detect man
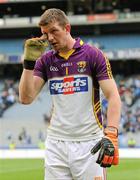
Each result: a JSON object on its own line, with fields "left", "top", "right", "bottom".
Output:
{"left": 19, "top": 8, "right": 121, "bottom": 180}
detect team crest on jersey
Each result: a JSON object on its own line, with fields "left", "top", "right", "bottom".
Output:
{"left": 77, "top": 61, "right": 87, "bottom": 73}
{"left": 49, "top": 76, "right": 88, "bottom": 95}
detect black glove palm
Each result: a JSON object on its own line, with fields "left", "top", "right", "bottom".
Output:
{"left": 91, "top": 137, "right": 115, "bottom": 167}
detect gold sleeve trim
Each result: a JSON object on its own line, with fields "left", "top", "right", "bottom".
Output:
{"left": 92, "top": 89, "right": 102, "bottom": 129}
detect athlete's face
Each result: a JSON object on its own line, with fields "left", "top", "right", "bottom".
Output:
{"left": 41, "top": 21, "right": 70, "bottom": 52}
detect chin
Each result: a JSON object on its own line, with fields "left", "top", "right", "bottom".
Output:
{"left": 54, "top": 47, "right": 61, "bottom": 51}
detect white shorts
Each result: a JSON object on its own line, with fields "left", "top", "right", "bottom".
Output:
{"left": 44, "top": 138, "right": 106, "bottom": 180}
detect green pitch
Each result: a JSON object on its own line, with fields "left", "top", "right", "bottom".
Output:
{"left": 107, "top": 159, "right": 140, "bottom": 180}
{"left": 0, "top": 159, "right": 44, "bottom": 180}
{"left": 0, "top": 159, "right": 140, "bottom": 180}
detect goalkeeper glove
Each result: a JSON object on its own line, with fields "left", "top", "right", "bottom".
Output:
{"left": 91, "top": 126, "right": 119, "bottom": 167}
{"left": 23, "top": 37, "right": 48, "bottom": 70}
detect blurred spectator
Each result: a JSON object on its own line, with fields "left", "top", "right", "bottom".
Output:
{"left": 0, "top": 79, "right": 18, "bottom": 117}
{"left": 38, "top": 129, "right": 45, "bottom": 142}
{"left": 6, "top": 131, "right": 13, "bottom": 141}
{"left": 68, "top": 0, "right": 93, "bottom": 15}
{"left": 18, "top": 127, "right": 27, "bottom": 143}
{"left": 9, "top": 141, "right": 16, "bottom": 150}
{"left": 128, "top": 137, "right": 136, "bottom": 148}
{"left": 38, "top": 140, "right": 45, "bottom": 149}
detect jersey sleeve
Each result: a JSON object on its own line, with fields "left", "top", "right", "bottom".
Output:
{"left": 91, "top": 47, "right": 113, "bottom": 81}
{"left": 33, "top": 54, "right": 48, "bottom": 82}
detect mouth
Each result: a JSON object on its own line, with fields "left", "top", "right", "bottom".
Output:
{"left": 51, "top": 42, "right": 59, "bottom": 49}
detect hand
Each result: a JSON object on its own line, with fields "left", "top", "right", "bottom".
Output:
{"left": 24, "top": 37, "right": 48, "bottom": 61}
{"left": 91, "top": 126, "right": 119, "bottom": 168}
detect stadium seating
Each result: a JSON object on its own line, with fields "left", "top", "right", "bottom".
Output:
{"left": 0, "top": 84, "right": 52, "bottom": 148}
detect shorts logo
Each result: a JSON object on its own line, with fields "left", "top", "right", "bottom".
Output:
{"left": 50, "top": 77, "right": 88, "bottom": 95}
{"left": 77, "top": 61, "right": 86, "bottom": 73}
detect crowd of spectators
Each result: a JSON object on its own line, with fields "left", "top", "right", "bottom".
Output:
{"left": 118, "top": 75, "right": 140, "bottom": 134}
{"left": 102, "top": 74, "right": 140, "bottom": 135}
{"left": 0, "top": 79, "right": 18, "bottom": 117}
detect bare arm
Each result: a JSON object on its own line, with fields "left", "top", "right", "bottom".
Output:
{"left": 19, "top": 37, "right": 48, "bottom": 104}
{"left": 19, "top": 69, "right": 45, "bottom": 104}
{"left": 99, "top": 79, "right": 121, "bottom": 129}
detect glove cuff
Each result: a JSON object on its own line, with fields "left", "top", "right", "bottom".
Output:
{"left": 104, "top": 126, "right": 118, "bottom": 137}
{"left": 23, "top": 60, "right": 36, "bottom": 70}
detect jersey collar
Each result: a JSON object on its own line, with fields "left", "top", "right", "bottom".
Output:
{"left": 73, "top": 38, "right": 84, "bottom": 49}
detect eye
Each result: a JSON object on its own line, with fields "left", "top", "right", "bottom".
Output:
{"left": 51, "top": 29, "right": 57, "bottom": 33}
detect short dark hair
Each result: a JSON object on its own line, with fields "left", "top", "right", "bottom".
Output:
{"left": 39, "top": 8, "right": 69, "bottom": 27}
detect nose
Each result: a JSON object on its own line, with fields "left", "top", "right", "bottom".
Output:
{"left": 47, "top": 33, "right": 54, "bottom": 42}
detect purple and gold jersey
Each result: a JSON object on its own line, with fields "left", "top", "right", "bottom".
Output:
{"left": 34, "top": 38, "right": 112, "bottom": 141}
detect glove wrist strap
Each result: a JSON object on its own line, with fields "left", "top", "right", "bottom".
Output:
{"left": 104, "top": 126, "right": 118, "bottom": 137}
{"left": 23, "top": 60, "right": 36, "bottom": 70}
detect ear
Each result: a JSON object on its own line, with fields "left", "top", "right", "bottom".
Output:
{"left": 65, "top": 24, "right": 71, "bottom": 33}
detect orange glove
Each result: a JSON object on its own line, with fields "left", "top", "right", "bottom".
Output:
{"left": 91, "top": 126, "right": 119, "bottom": 167}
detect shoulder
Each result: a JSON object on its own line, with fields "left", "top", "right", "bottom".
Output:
{"left": 83, "top": 43, "right": 102, "bottom": 58}
{"left": 37, "top": 49, "right": 55, "bottom": 63}
{"left": 43, "top": 49, "right": 55, "bottom": 58}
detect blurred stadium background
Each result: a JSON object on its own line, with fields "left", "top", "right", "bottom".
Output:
{"left": 0, "top": 0, "right": 140, "bottom": 179}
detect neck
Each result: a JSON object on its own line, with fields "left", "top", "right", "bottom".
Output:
{"left": 59, "top": 36, "right": 76, "bottom": 54}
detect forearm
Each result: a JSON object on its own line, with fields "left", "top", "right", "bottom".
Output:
{"left": 106, "top": 93, "right": 121, "bottom": 129}
{"left": 19, "top": 37, "right": 47, "bottom": 104}
{"left": 19, "top": 69, "right": 35, "bottom": 104}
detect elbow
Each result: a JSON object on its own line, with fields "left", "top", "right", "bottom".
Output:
{"left": 19, "top": 96, "right": 33, "bottom": 105}
{"left": 19, "top": 100, "right": 32, "bottom": 105}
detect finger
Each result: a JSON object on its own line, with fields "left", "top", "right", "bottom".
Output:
{"left": 112, "top": 148, "right": 119, "bottom": 165}
{"left": 26, "top": 38, "right": 47, "bottom": 46}
{"left": 38, "top": 39, "right": 46, "bottom": 43}
{"left": 100, "top": 149, "right": 114, "bottom": 167}
{"left": 112, "top": 155, "right": 119, "bottom": 165}
{"left": 102, "top": 155, "right": 109, "bottom": 165}
{"left": 107, "top": 156, "right": 113, "bottom": 165}
{"left": 25, "top": 39, "right": 40, "bottom": 46}
{"left": 100, "top": 162, "right": 111, "bottom": 168}
{"left": 37, "top": 39, "right": 48, "bottom": 47}
{"left": 91, "top": 140, "right": 101, "bottom": 155}
{"left": 96, "top": 147, "right": 105, "bottom": 164}
{"left": 40, "top": 35, "right": 47, "bottom": 41}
